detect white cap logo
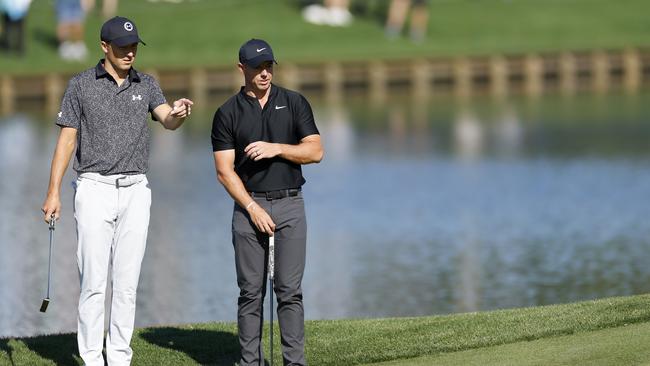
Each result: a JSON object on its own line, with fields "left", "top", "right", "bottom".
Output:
{"left": 124, "top": 22, "right": 133, "bottom": 32}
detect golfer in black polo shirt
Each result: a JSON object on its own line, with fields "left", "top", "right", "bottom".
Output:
{"left": 211, "top": 39, "right": 323, "bottom": 366}
{"left": 41, "top": 16, "right": 193, "bottom": 366}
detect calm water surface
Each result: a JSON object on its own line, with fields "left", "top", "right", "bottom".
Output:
{"left": 1, "top": 89, "right": 650, "bottom": 337}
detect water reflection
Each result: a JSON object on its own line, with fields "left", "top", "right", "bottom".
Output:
{"left": 2, "top": 89, "right": 650, "bottom": 337}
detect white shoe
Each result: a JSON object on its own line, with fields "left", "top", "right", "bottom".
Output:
{"left": 58, "top": 41, "right": 75, "bottom": 61}
{"left": 327, "top": 7, "right": 353, "bottom": 27}
{"left": 302, "top": 4, "right": 329, "bottom": 25}
{"left": 71, "top": 42, "right": 88, "bottom": 61}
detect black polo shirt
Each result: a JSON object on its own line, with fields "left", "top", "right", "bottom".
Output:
{"left": 56, "top": 60, "right": 167, "bottom": 175}
{"left": 211, "top": 84, "right": 319, "bottom": 192}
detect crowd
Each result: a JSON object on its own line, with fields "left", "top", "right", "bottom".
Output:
{"left": 0, "top": 0, "right": 120, "bottom": 60}
{"left": 0, "top": 0, "right": 430, "bottom": 60}
{"left": 301, "top": 0, "right": 430, "bottom": 42}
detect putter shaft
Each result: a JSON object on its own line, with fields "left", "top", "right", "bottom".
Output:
{"left": 41, "top": 215, "right": 55, "bottom": 313}
{"left": 268, "top": 235, "right": 275, "bottom": 365}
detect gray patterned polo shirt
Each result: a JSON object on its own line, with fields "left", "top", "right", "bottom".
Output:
{"left": 56, "top": 60, "right": 167, "bottom": 175}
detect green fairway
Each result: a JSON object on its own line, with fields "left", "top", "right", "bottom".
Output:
{"left": 368, "top": 321, "right": 650, "bottom": 366}
{"left": 2, "top": 0, "right": 650, "bottom": 75}
{"left": 3, "top": 294, "right": 650, "bottom": 365}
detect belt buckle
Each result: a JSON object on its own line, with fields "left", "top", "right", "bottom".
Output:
{"left": 115, "top": 176, "right": 126, "bottom": 188}
{"left": 264, "top": 191, "right": 274, "bottom": 201}
{"left": 265, "top": 190, "right": 285, "bottom": 201}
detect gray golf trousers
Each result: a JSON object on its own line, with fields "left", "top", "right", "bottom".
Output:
{"left": 232, "top": 191, "right": 307, "bottom": 366}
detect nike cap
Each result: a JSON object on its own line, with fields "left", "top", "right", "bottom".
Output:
{"left": 100, "top": 16, "right": 146, "bottom": 47}
{"left": 239, "top": 39, "right": 277, "bottom": 68}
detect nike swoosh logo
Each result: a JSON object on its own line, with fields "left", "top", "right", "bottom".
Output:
{"left": 275, "top": 105, "right": 287, "bottom": 110}
{"left": 256, "top": 48, "right": 266, "bottom": 53}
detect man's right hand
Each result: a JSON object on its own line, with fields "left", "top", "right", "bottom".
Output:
{"left": 42, "top": 194, "right": 61, "bottom": 224}
{"left": 247, "top": 202, "right": 276, "bottom": 235}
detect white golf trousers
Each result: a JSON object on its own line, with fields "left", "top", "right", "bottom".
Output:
{"left": 74, "top": 172, "right": 150, "bottom": 366}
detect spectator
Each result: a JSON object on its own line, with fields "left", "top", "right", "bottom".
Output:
{"left": 385, "top": 0, "right": 429, "bottom": 42}
{"left": 0, "top": 0, "right": 31, "bottom": 56}
{"left": 302, "top": 0, "right": 353, "bottom": 27}
{"left": 56, "top": 0, "right": 88, "bottom": 61}
{"left": 81, "top": 0, "right": 118, "bottom": 19}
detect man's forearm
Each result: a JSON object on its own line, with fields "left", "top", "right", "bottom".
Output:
{"left": 42, "top": 128, "right": 76, "bottom": 221}
{"left": 217, "top": 169, "right": 256, "bottom": 210}
{"left": 277, "top": 140, "right": 323, "bottom": 165}
{"left": 161, "top": 114, "right": 186, "bottom": 130}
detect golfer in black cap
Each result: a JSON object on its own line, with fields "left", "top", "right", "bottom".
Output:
{"left": 212, "top": 39, "right": 323, "bottom": 365}
{"left": 42, "top": 16, "right": 193, "bottom": 366}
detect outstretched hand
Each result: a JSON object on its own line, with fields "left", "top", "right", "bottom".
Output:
{"left": 170, "top": 98, "right": 193, "bottom": 118}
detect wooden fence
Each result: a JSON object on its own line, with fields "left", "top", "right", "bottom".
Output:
{"left": 1, "top": 48, "right": 649, "bottom": 115}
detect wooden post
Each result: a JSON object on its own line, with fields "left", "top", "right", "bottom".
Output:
{"left": 592, "top": 50, "right": 609, "bottom": 93}
{"left": 145, "top": 68, "right": 159, "bottom": 80}
{"left": 623, "top": 48, "right": 641, "bottom": 93}
{"left": 45, "top": 73, "right": 65, "bottom": 116}
{"left": 231, "top": 67, "right": 242, "bottom": 93}
{"left": 453, "top": 57, "right": 471, "bottom": 98}
{"left": 524, "top": 54, "right": 543, "bottom": 97}
{"left": 0, "top": 76, "right": 15, "bottom": 115}
{"left": 368, "top": 61, "right": 387, "bottom": 104}
{"left": 279, "top": 63, "right": 300, "bottom": 92}
{"left": 489, "top": 55, "right": 508, "bottom": 97}
{"left": 559, "top": 52, "right": 576, "bottom": 95}
{"left": 411, "top": 58, "right": 431, "bottom": 98}
{"left": 324, "top": 62, "right": 343, "bottom": 102}
{"left": 189, "top": 67, "right": 207, "bottom": 107}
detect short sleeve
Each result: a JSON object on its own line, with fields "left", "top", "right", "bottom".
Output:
{"left": 211, "top": 108, "right": 235, "bottom": 151}
{"left": 294, "top": 94, "right": 319, "bottom": 139}
{"left": 148, "top": 78, "right": 167, "bottom": 114}
{"left": 56, "top": 78, "right": 82, "bottom": 129}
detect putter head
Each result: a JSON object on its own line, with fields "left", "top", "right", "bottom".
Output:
{"left": 40, "top": 298, "right": 50, "bottom": 313}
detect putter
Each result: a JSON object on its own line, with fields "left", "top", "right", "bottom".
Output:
{"left": 40, "top": 214, "right": 56, "bottom": 313}
{"left": 268, "top": 234, "right": 275, "bottom": 366}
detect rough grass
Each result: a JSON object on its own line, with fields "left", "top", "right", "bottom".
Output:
{"left": 2, "top": 294, "right": 650, "bottom": 365}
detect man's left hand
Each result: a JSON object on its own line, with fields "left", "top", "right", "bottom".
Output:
{"left": 170, "top": 98, "right": 193, "bottom": 118}
{"left": 245, "top": 141, "right": 282, "bottom": 161}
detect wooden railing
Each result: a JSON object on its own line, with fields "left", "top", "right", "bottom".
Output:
{"left": 1, "top": 48, "right": 649, "bottom": 115}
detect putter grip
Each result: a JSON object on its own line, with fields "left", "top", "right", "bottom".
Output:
{"left": 268, "top": 236, "right": 275, "bottom": 279}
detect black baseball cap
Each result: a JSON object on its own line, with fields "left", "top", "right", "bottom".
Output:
{"left": 100, "top": 16, "right": 146, "bottom": 47}
{"left": 239, "top": 39, "right": 277, "bottom": 68}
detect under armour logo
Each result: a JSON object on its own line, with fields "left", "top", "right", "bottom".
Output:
{"left": 132, "top": 95, "right": 142, "bottom": 101}
{"left": 124, "top": 22, "right": 133, "bottom": 31}
{"left": 57, "top": 111, "right": 62, "bottom": 118}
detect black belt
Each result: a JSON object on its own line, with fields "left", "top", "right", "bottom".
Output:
{"left": 250, "top": 188, "right": 301, "bottom": 200}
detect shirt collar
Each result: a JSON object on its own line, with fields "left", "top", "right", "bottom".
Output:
{"left": 238, "top": 83, "right": 277, "bottom": 102}
{"left": 95, "top": 59, "right": 141, "bottom": 82}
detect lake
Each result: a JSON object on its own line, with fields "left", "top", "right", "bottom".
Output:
{"left": 1, "top": 88, "right": 650, "bottom": 337}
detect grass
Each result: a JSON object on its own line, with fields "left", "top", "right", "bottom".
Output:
{"left": 3, "top": 0, "right": 650, "bottom": 75}
{"left": 2, "top": 294, "right": 650, "bottom": 365}
{"left": 368, "top": 321, "right": 650, "bottom": 366}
